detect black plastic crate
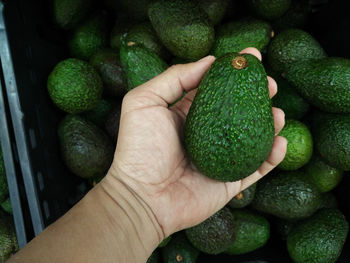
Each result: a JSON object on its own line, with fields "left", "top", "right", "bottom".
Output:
{"left": 1, "top": 0, "right": 350, "bottom": 261}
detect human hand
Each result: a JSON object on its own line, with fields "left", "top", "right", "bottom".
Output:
{"left": 104, "top": 48, "right": 287, "bottom": 243}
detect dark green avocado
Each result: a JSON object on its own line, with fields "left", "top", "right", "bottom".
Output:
{"left": 228, "top": 183, "right": 257, "bottom": 209}
{"left": 185, "top": 53, "right": 274, "bottom": 182}
{"left": 247, "top": 0, "right": 291, "bottom": 20}
{"left": 162, "top": 233, "right": 199, "bottom": 263}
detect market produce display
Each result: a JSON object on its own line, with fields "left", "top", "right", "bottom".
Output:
{"left": 44, "top": 0, "right": 350, "bottom": 262}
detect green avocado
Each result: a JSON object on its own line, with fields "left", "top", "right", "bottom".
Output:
{"left": 271, "top": 77, "right": 309, "bottom": 119}
{"left": 83, "top": 99, "right": 113, "bottom": 127}
{"left": 90, "top": 49, "right": 126, "bottom": 97}
{"left": 110, "top": 17, "right": 135, "bottom": 51}
{"left": 159, "top": 236, "right": 172, "bottom": 248}
{"left": 0, "top": 147, "right": 8, "bottom": 204}
{"left": 278, "top": 120, "right": 313, "bottom": 171}
{"left": 0, "top": 212, "right": 18, "bottom": 261}
{"left": 162, "top": 232, "right": 199, "bottom": 263}
{"left": 247, "top": 0, "right": 291, "bottom": 20}
{"left": 287, "top": 209, "right": 349, "bottom": 263}
{"left": 147, "top": 249, "right": 160, "bottom": 263}
{"left": 48, "top": 58, "right": 103, "bottom": 114}
{"left": 312, "top": 113, "right": 350, "bottom": 170}
{"left": 228, "top": 183, "right": 256, "bottom": 209}
{"left": 69, "top": 12, "right": 109, "bottom": 60}
{"left": 185, "top": 53, "right": 274, "bottom": 182}
{"left": 285, "top": 57, "right": 350, "bottom": 113}
{"left": 199, "top": 0, "right": 230, "bottom": 25}
{"left": 53, "top": 0, "right": 93, "bottom": 30}
{"left": 58, "top": 115, "right": 114, "bottom": 178}
{"left": 225, "top": 209, "right": 270, "bottom": 255}
{"left": 268, "top": 29, "right": 326, "bottom": 73}
{"left": 185, "top": 207, "right": 235, "bottom": 254}
{"left": 252, "top": 171, "right": 321, "bottom": 220}
{"left": 148, "top": 0, "right": 215, "bottom": 60}
{"left": 212, "top": 19, "right": 273, "bottom": 58}
{"left": 303, "top": 155, "right": 343, "bottom": 193}
{"left": 120, "top": 43, "right": 168, "bottom": 91}
{"left": 125, "top": 22, "right": 169, "bottom": 60}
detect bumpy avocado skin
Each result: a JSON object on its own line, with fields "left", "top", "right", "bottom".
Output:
{"left": 287, "top": 209, "right": 349, "bottom": 263}
{"left": 285, "top": 57, "right": 350, "bottom": 113}
{"left": 185, "top": 53, "right": 274, "bottom": 182}
{"left": 252, "top": 171, "right": 321, "bottom": 220}
{"left": 212, "top": 19, "right": 272, "bottom": 58}
{"left": 148, "top": 0, "right": 215, "bottom": 60}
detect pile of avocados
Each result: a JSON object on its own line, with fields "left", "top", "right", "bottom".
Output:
{"left": 47, "top": 0, "right": 349, "bottom": 262}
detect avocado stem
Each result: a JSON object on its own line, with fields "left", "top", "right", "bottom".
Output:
{"left": 235, "top": 192, "right": 244, "bottom": 200}
{"left": 127, "top": 41, "right": 136, "bottom": 47}
{"left": 232, "top": 56, "right": 248, "bottom": 69}
{"left": 271, "top": 30, "right": 275, "bottom": 38}
{"left": 176, "top": 254, "right": 183, "bottom": 262}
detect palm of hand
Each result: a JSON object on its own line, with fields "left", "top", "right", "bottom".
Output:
{"left": 110, "top": 50, "right": 287, "bottom": 238}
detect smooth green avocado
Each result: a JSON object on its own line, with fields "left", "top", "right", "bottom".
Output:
{"left": 58, "top": 115, "right": 114, "bottom": 178}
{"left": 185, "top": 207, "right": 235, "bottom": 254}
{"left": 225, "top": 209, "right": 270, "bottom": 255}
{"left": 48, "top": 58, "right": 103, "bottom": 114}
{"left": 185, "top": 53, "right": 274, "bottom": 182}
{"left": 287, "top": 208, "right": 348, "bottom": 263}
{"left": 212, "top": 19, "right": 273, "bottom": 58}
{"left": 252, "top": 171, "right": 321, "bottom": 220}
{"left": 148, "top": 0, "right": 215, "bottom": 60}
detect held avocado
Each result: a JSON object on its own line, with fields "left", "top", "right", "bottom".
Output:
{"left": 252, "top": 171, "right": 321, "bottom": 220}
{"left": 185, "top": 207, "right": 235, "bottom": 254}
{"left": 120, "top": 43, "right": 168, "bottom": 91}
{"left": 184, "top": 53, "right": 274, "bottom": 182}
{"left": 285, "top": 57, "right": 350, "bottom": 113}
{"left": 212, "top": 19, "right": 273, "bottom": 58}
{"left": 48, "top": 58, "right": 103, "bottom": 114}
{"left": 148, "top": 0, "right": 215, "bottom": 60}
{"left": 58, "top": 115, "right": 114, "bottom": 178}
{"left": 287, "top": 209, "right": 349, "bottom": 263}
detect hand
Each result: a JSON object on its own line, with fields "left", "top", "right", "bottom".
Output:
{"left": 105, "top": 48, "right": 287, "bottom": 241}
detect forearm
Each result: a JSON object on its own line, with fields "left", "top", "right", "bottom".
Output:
{"left": 8, "top": 174, "right": 162, "bottom": 263}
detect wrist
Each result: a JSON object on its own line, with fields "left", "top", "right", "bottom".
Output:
{"left": 97, "top": 172, "right": 163, "bottom": 260}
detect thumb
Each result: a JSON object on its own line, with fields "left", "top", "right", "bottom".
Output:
{"left": 123, "top": 56, "right": 215, "bottom": 112}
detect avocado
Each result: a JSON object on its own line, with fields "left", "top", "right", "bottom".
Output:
{"left": 278, "top": 120, "right": 313, "bottom": 171}
{"left": 268, "top": 29, "right": 326, "bottom": 73}
{"left": 104, "top": 101, "right": 122, "bottom": 142}
{"left": 83, "top": 99, "right": 113, "bottom": 127}
{"left": 247, "top": 0, "right": 291, "bottom": 20}
{"left": 69, "top": 12, "right": 109, "bottom": 60}
{"left": 276, "top": 219, "right": 295, "bottom": 240}
{"left": 125, "top": 22, "right": 169, "bottom": 60}
{"left": 225, "top": 209, "right": 270, "bottom": 255}
{"left": 284, "top": 57, "right": 350, "bottom": 113}
{"left": 271, "top": 77, "right": 309, "bottom": 119}
{"left": 185, "top": 207, "right": 235, "bottom": 254}
{"left": 148, "top": 0, "right": 215, "bottom": 60}
{"left": 0, "top": 147, "right": 8, "bottom": 204}
{"left": 162, "top": 232, "right": 199, "bottom": 263}
{"left": 287, "top": 209, "right": 348, "bottom": 263}
{"left": 319, "top": 192, "right": 338, "bottom": 210}
{"left": 53, "top": 0, "right": 93, "bottom": 30}
{"left": 58, "top": 115, "right": 114, "bottom": 178}
{"left": 303, "top": 155, "right": 343, "bottom": 193}
{"left": 272, "top": 0, "right": 311, "bottom": 32}
{"left": 0, "top": 212, "right": 18, "bottom": 261}
{"left": 159, "top": 236, "right": 172, "bottom": 248}
{"left": 312, "top": 113, "right": 350, "bottom": 170}
{"left": 120, "top": 43, "right": 168, "bottom": 91}
{"left": 48, "top": 58, "right": 103, "bottom": 114}
{"left": 147, "top": 250, "right": 160, "bottom": 263}
{"left": 252, "top": 171, "right": 321, "bottom": 220}
{"left": 199, "top": 0, "right": 230, "bottom": 25}
{"left": 110, "top": 17, "right": 135, "bottom": 51}
{"left": 90, "top": 49, "right": 126, "bottom": 97}
{"left": 1, "top": 198, "right": 12, "bottom": 215}
{"left": 228, "top": 183, "right": 256, "bottom": 209}
{"left": 211, "top": 19, "right": 272, "bottom": 58}
{"left": 184, "top": 53, "right": 274, "bottom": 182}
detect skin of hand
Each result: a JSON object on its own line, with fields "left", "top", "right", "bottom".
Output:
{"left": 8, "top": 48, "right": 286, "bottom": 263}
{"left": 105, "top": 48, "right": 286, "bottom": 247}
